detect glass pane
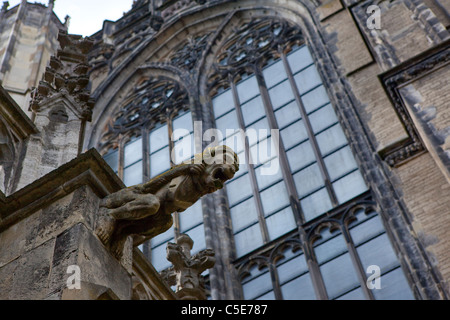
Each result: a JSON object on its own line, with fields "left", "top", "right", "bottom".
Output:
{"left": 255, "top": 158, "right": 283, "bottom": 190}
{"left": 320, "top": 253, "right": 359, "bottom": 299}
{"left": 123, "top": 160, "right": 143, "bottom": 186}
{"left": 226, "top": 173, "right": 253, "bottom": 206}
{"left": 350, "top": 215, "right": 385, "bottom": 246}
{"left": 281, "top": 273, "right": 316, "bottom": 300}
{"left": 277, "top": 253, "right": 309, "bottom": 284}
{"left": 287, "top": 45, "right": 313, "bottom": 73}
{"left": 150, "top": 124, "right": 169, "bottom": 153}
{"left": 151, "top": 225, "right": 174, "bottom": 248}
{"left": 242, "top": 271, "right": 272, "bottom": 300}
{"left": 266, "top": 207, "right": 296, "bottom": 240}
{"left": 309, "top": 104, "right": 338, "bottom": 134}
{"left": 179, "top": 200, "right": 203, "bottom": 232}
{"left": 234, "top": 223, "right": 264, "bottom": 257}
{"left": 260, "top": 181, "right": 290, "bottom": 216}
{"left": 294, "top": 65, "right": 322, "bottom": 95}
{"left": 324, "top": 146, "right": 358, "bottom": 181}
{"left": 356, "top": 234, "right": 399, "bottom": 273}
{"left": 249, "top": 136, "right": 277, "bottom": 166}
{"left": 280, "top": 120, "right": 308, "bottom": 149}
{"left": 229, "top": 150, "right": 247, "bottom": 180}
{"left": 173, "top": 112, "right": 193, "bottom": 133}
{"left": 268, "top": 79, "right": 295, "bottom": 110}
{"left": 224, "top": 131, "right": 245, "bottom": 154}
{"left": 173, "top": 133, "right": 194, "bottom": 164}
{"left": 315, "top": 124, "right": 348, "bottom": 156}
{"left": 337, "top": 287, "right": 365, "bottom": 300}
{"left": 263, "top": 59, "right": 288, "bottom": 88}
{"left": 241, "top": 96, "right": 265, "bottom": 126}
{"left": 286, "top": 140, "right": 316, "bottom": 172}
{"left": 314, "top": 233, "right": 348, "bottom": 264}
{"left": 236, "top": 76, "right": 259, "bottom": 104}
{"left": 293, "top": 163, "right": 323, "bottom": 198}
{"left": 124, "top": 138, "right": 142, "bottom": 167}
{"left": 274, "top": 101, "right": 301, "bottom": 129}
{"left": 215, "top": 110, "right": 239, "bottom": 138}
{"left": 245, "top": 117, "right": 270, "bottom": 139}
{"left": 256, "top": 291, "right": 275, "bottom": 300}
{"left": 185, "top": 224, "right": 206, "bottom": 255}
{"left": 332, "top": 170, "right": 368, "bottom": 204}
{"left": 213, "top": 89, "right": 234, "bottom": 118}
{"left": 150, "top": 146, "right": 171, "bottom": 177}
{"left": 301, "top": 188, "right": 333, "bottom": 221}
{"left": 301, "top": 85, "right": 330, "bottom": 114}
{"left": 104, "top": 149, "right": 118, "bottom": 173}
{"left": 151, "top": 242, "right": 172, "bottom": 271}
{"left": 230, "top": 197, "right": 259, "bottom": 233}
{"left": 372, "top": 268, "right": 414, "bottom": 300}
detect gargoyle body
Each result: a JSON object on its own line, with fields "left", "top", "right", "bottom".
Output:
{"left": 95, "top": 145, "right": 239, "bottom": 258}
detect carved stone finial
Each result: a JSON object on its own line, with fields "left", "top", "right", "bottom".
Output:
{"left": 163, "top": 234, "right": 215, "bottom": 300}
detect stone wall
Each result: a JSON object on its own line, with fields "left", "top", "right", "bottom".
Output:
{"left": 0, "top": 149, "right": 177, "bottom": 300}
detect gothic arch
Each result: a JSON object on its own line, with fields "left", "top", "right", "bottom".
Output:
{"left": 87, "top": 0, "right": 322, "bottom": 150}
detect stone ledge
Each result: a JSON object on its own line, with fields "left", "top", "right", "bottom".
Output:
{"left": 0, "top": 148, "right": 124, "bottom": 232}
{"left": 132, "top": 247, "right": 178, "bottom": 300}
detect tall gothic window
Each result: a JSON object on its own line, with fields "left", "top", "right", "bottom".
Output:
{"left": 208, "top": 18, "right": 414, "bottom": 300}
{"left": 99, "top": 15, "right": 415, "bottom": 300}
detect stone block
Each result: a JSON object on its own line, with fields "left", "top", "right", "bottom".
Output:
{"left": 322, "top": 9, "right": 373, "bottom": 75}
{"left": 48, "top": 223, "right": 132, "bottom": 300}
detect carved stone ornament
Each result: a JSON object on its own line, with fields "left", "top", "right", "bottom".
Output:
{"left": 30, "top": 30, "right": 95, "bottom": 121}
{"left": 162, "top": 233, "right": 215, "bottom": 300}
{"left": 94, "top": 145, "right": 239, "bottom": 259}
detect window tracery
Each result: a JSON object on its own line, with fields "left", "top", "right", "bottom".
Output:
{"left": 166, "top": 33, "right": 212, "bottom": 71}
{"left": 98, "top": 76, "right": 189, "bottom": 155}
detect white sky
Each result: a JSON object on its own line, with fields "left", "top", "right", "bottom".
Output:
{"left": 7, "top": 0, "right": 135, "bottom": 36}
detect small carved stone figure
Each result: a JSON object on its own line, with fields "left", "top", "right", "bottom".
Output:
{"left": 95, "top": 145, "right": 239, "bottom": 259}
{"left": 163, "top": 233, "right": 216, "bottom": 300}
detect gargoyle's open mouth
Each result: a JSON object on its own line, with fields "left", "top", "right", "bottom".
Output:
{"left": 212, "top": 167, "right": 234, "bottom": 182}
{"left": 209, "top": 166, "right": 236, "bottom": 191}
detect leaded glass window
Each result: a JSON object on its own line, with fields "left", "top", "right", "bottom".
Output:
{"left": 97, "top": 14, "right": 415, "bottom": 300}
{"left": 209, "top": 17, "right": 413, "bottom": 300}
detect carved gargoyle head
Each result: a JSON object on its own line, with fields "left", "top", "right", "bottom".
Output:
{"left": 192, "top": 145, "right": 239, "bottom": 194}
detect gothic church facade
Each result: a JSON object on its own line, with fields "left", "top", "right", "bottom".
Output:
{"left": 0, "top": 0, "right": 449, "bottom": 300}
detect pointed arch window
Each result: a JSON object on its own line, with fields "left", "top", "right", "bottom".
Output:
{"left": 208, "top": 17, "right": 414, "bottom": 300}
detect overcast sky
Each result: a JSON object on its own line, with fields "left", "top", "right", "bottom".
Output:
{"left": 7, "top": 0, "right": 134, "bottom": 36}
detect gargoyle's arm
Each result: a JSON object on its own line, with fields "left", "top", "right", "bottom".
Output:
{"left": 139, "top": 162, "right": 205, "bottom": 194}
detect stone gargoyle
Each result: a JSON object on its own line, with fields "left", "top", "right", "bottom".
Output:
{"left": 95, "top": 145, "right": 239, "bottom": 259}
